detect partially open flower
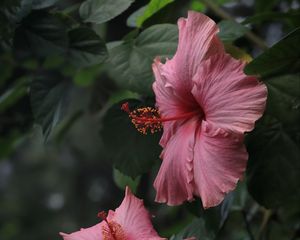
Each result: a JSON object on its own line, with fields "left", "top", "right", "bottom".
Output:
{"left": 60, "top": 187, "right": 164, "bottom": 240}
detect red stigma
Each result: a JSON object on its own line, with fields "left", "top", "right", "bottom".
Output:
{"left": 97, "top": 211, "right": 108, "bottom": 221}
{"left": 121, "top": 102, "right": 130, "bottom": 113}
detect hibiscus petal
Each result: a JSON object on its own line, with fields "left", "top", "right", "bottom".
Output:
{"left": 153, "top": 11, "right": 224, "bottom": 147}
{"left": 152, "top": 58, "right": 186, "bottom": 118}
{"left": 154, "top": 117, "right": 199, "bottom": 206}
{"left": 113, "top": 187, "right": 164, "bottom": 240}
{"left": 191, "top": 53, "right": 267, "bottom": 133}
{"left": 193, "top": 121, "right": 248, "bottom": 208}
{"left": 152, "top": 58, "right": 192, "bottom": 147}
{"left": 162, "top": 11, "right": 224, "bottom": 95}
{"left": 60, "top": 222, "right": 104, "bottom": 240}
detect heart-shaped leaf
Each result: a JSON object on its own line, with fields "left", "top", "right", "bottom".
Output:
{"left": 80, "top": 0, "right": 134, "bottom": 24}
{"left": 245, "top": 28, "right": 300, "bottom": 77}
{"left": 107, "top": 24, "right": 178, "bottom": 94}
{"left": 101, "top": 99, "right": 162, "bottom": 178}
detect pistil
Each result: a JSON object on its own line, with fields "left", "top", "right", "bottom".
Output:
{"left": 121, "top": 102, "right": 199, "bottom": 134}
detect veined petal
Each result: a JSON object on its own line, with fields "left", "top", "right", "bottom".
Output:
{"left": 153, "top": 12, "right": 224, "bottom": 147}
{"left": 152, "top": 58, "right": 188, "bottom": 118}
{"left": 162, "top": 11, "right": 224, "bottom": 95}
{"left": 60, "top": 222, "right": 104, "bottom": 240}
{"left": 154, "top": 117, "right": 199, "bottom": 206}
{"left": 193, "top": 121, "right": 248, "bottom": 208}
{"left": 113, "top": 187, "right": 164, "bottom": 240}
{"left": 191, "top": 53, "right": 267, "bottom": 133}
{"left": 152, "top": 58, "right": 193, "bottom": 147}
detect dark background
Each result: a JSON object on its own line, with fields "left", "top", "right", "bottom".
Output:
{"left": 0, "top": 0, "right": 299, "bottom": 239}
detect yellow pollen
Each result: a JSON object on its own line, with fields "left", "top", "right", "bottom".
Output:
{"left": 128, "top": 106, "right": 163, "bottom": 135}
{"left": 121, "top": 102, "right": 162, "bottom": 135}
{"left": 102, "top": 221, "right": 127, "bottom": 240}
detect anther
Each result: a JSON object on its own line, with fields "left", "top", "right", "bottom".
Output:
{"left": 121, "top": 102, "right": 163, "bottom": 135}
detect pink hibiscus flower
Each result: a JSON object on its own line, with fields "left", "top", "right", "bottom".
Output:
{"left": 123, "top": 11, "right": 267, "bottom": 209}
{"left": 152, "top": 11, "right": 267, "bottom": 208}
{"left": 60, "top": 187, "right": 165, "bottom": 240}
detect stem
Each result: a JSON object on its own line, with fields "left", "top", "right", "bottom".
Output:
{"left": 200, "top": 0, "right": 269, "bottom": 50}
{"left": 242, "top": 210, "right": 255, "bottom": 240}
{"left": 256, "top": 209, "right": 272, "bottom": 240}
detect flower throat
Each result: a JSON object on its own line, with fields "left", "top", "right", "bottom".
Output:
{"left": 121, "top": 102, "right": 198, "bottom": 135}
{"left": 98, "top": 211, "right": 127, "bottom": 240}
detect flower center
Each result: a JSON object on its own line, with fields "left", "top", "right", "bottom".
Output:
{"left": 98, "top": 211, "right": 128, "bottom": 240}
{"left": 121, "top": 102, "right": 199, "bottom": 135}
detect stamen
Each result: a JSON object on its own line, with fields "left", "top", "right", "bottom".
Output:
{"left": 101, "top": 217, "right": 128, "bottom": 240}
{"left": 108, "top": 221, "right": 127, "bottom": 240}
{"left": 121, "top": 102, "right": 162, "bottom": 135}
{"left": 121, "top": 102, "right": 199, "bottom": 135}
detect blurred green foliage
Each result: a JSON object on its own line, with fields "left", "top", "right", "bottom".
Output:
{"left": 0, "top": 0, "right": 300, "bottom": 239}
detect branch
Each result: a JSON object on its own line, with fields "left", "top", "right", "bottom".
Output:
{"left": 256, "top": 209, "right": 273, "bottom": 240}
{"left": 200, "top": 0, "right": 269, "bottom": 50}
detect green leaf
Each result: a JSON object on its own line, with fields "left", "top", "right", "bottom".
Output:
{"left": 264, "top": 74, "right": 300, "bottom": 126}
{"left": 244, "top": 28, "right": 300, "bottom": 77}
{"left": 108, "top": 24, "right": 178, "bottom": 94}
{"left": 0, "top": 1, "right": 25, "bottom": 47}
{"left": 139, "top": 0, "right": 184, "bottom": 28}
{"left": 108, "top": 90, "right": 140, "bottom": 105}
{"left": 30, "top": 73, "right": 71, "bottom": 140}
{"left": 10, "top": 0, "right": 32, "bottom": 22}
{"left": 0, "top": 78, "right": 28, "bottom": 112}
{"left": 42, "top": 55, "right": 65, "bottom": 69}
{"left": 50, "top": 110, "right": 83, "bottom": 143}
{"left": 127, "top": 0, "right": 174, "bottom": 28}
{"left": 101, "top": 99, "right": 162, "bottom": 178}
{"left": 246, "top": 73, "right": 300, "bottom": 209}
{"left": 68, "top": 27, "right": 108, "bottom": 67}
{"left": 18, "top": 0, "right": 58, "bottom": 11}
{"left": 79, "top": 0, "right": 134, "bottom": 24}
{"left": 113, "top": 168, "right": 141, "bottom": 193}
{"left": 31, "top": 0, "right": 58, "bottom": 9}
{"left": 242, "top": 11, "right": 300, "bottom": 25}
{"left": 0, "top": 55, "right": 14, "bottom": 86}
{"left": 218, "top": 20, "right": 248, "bottom": 42}
{"left": 170, "top": 218, "right": 215, "bottom": 240}
{"left": 137, "top": 0, "right": 174, "bottom": 27}
{"left": 14, "top": 14, "right": 107, "bottom": 67}
{"left": 185, "top": 196, "right": 232, "bottom": 233}
{"left": 246, "top": 116, "right": 300, "bottom": 209}
{"left": 127, "top": 6, "right": 147, "bottom": 28}
{"left": 73, "top": 65, "right": 101, "bottom": 87}
{"left": 190, "top": 0, "right": 206, "bottom": 12}
{"left": 14, "top": 11, "right": 68, "bottom": 57}
{"left": 21, "top": 59, "right": 39, "bottom": 70}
